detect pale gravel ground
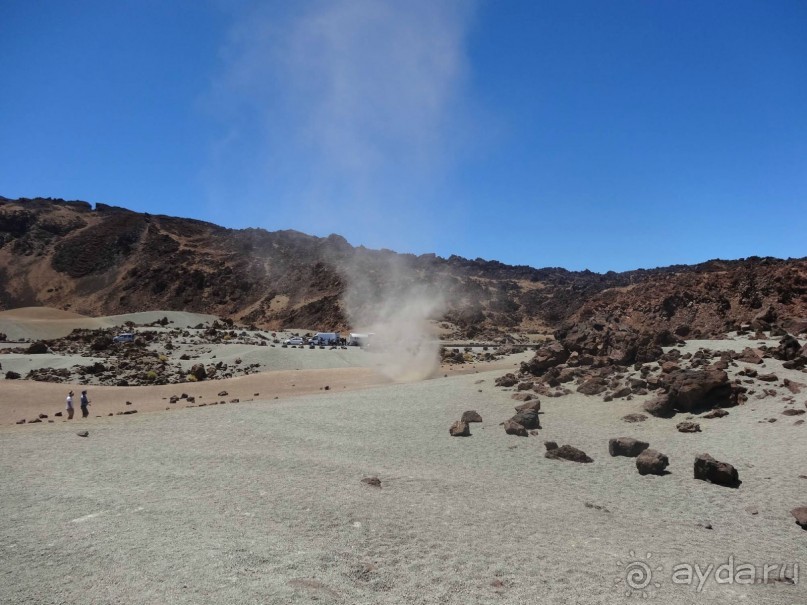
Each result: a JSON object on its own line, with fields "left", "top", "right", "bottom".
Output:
{"left": 1, "top": 346, "right": 805, "bottom": 605}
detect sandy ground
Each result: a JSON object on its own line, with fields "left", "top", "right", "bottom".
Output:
{"left": 1, "top": 316, "right": 805, "bottom": 603}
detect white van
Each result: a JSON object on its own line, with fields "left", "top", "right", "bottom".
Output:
{"left": 310, "top": 332, "right": 340, "bottom": 345}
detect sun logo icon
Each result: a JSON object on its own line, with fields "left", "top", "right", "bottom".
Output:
{"left": 614, "top": 551, "right": 663, "bottom": 598}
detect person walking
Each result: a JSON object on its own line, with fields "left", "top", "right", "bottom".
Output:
{"left": 79, "top": 390, "right": 90, "bottom": 419}
{"left": 66, "top": 390, "right": 74, "bottom": 420}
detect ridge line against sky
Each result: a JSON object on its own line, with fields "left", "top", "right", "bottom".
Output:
{"left": 1, "top": 0, "right": 805, "bottom": 272}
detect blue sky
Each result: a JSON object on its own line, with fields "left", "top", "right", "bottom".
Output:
{"left": 1, "top": 1, "right": 805, "bottom": 272}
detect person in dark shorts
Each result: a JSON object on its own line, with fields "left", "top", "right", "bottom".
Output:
{"left": 80, "top": 390, "right": 90, "bottom": 418}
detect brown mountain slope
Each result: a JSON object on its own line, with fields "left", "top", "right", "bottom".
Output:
{"left": 1, "top": 197, "right": 805, "bottom": 339}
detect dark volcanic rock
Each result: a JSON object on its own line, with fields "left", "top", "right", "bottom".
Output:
{"left": 510, "top": 410, "right": 540, "bottom": 430}
{"left": 636, "top": 449, "right": 669, "bottom": 475}
{"left": 773, "top": 334, "right": 802, "bottom": 361}
{"left": 461, "top": 410, "right": 483, "bottom": 423}
{"left": 503, "top": 419, "right": 528, "bottom": 437}
{"left": 644, "top": 394, "right": 675, "bottom": 418}
{"left": 361, "top": 476, "right": 381, "bottom": 488}
{"left": 545, "top": 444, "right": 593, "bottom": 463}
{"left": 694, "top": 453, "right": 741, "bottom": 488}
{"left": 520, "top": 341, "right": 569, "bottom": 376}
{"left": 676, "top": 421, "right": 702, "bottom": 433}
{"left": 608, "top": 437, "right": 650, "bottom": 458}
{"left": 514, "top": 399, "right": 541, "bottom": 413}
{"left": 702, "top": 409, "right": 729, "bottom": 419}
{"left": 495, "top": 373, "right": 518, "bottom": 388}
{"left": 660, "top": 368, "right": 741, "bottom": 413}
{"left": 622, "top": 413, "right": 648, "bottom": 423}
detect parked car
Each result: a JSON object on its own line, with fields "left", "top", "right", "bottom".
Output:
{"left": 285, "top": 337, "right": 304, "bottom": 345}
{"left": 113, "top": 333, "right": 135, "bottom": 343}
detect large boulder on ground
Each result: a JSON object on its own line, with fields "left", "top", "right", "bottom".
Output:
{"left": 26, "top": 341, "right": 49, "bottom": 354}
{"left": 503, "top": 419, "right": 528, "bottom": 437}
{"left": 660, "top": 368, "right": 741, "bottom": 413}
{"left": 636, "top": 449, "right": 669, "bottom": 475}
{"left": 449, "top": 421, "right": 471, "bottom": 437}
{"left": 545, "top": 444, "right": 593, "bottom": 463}
{"left": 694, "top": 453, "right": 741, "bottom": 488}
{"left": 461, "top": 410, "right": 483, "bottom": 423}
{"left": 750, "top": 305, "right": 777, "bottom": 331}
{"left": 644, "top": 394, "right": 675, "bottom": 418}
{"left": 608, "top": 437, "right": 650, "bottom": 457}
{"left": 510, "top": 410, "right": 540, "bottom": 430}
{"left": 555, "top": 319, "right": 667, "bottom": 366}
{"left": 520, "top": 341, "right": 569, "bottom": 376}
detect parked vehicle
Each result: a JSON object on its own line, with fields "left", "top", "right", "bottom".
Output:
{"left": 348, "top": 333, "right": 373, "bottom": 347}
{"left": 310, "top": 332, "right": 340, "bottom": 345}
{"left": 285, "top": 336, "right": 304, "bottom": 345}
{"left": 113, "top": 333, "right": 135, "bottom": 343}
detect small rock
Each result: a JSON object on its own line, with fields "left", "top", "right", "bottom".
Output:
{"left": 745, "top": 506, "right": 758, "bottom": 515}
{"left": 15, "top": 419, "right": 25, "bottom": 425}
{"left": 77, "top": 431, "right": 89, "bottom": 437}
{"left": 361, "top": 476, "right": 381, "bottom": 488}
{"left": 622, "top": 413, "right": 648, "bottom": 423}
{"left": 544, "top": 440, "right": 558, "bottom": 451}
{"left": 791, "top": 507, "right": 807, "bottom": 530}
{"left": 676, "top": 421, "right": 701, "bottom": 433}
{"left": 702, "top": 409, "right": 729, "bottom": 419}
{"left": 218, "top": 390, "right": 228, "bottom": 397}
{"left": 782, "top": 408, "right": 805, "bottom": 416}
{"left": 449, "top": 421, "right": 471, "bottom": 437}
{"left": 509, "top": 410, "right": 540, "bottom": 430}
{"left": 545, "top": 444, "right": 593, "bottom": 463}
{"left": 503, "top": 419, "right": 528, "bottom": 437}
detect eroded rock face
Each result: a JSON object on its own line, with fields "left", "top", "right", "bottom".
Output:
{"left": 694, "top": 453, "right": 741, "bottom": 488}
{"left": 544, "top": 445, "right": 592, "bottom": 463}
{"left": 636, "top": 449, "right": 669, "bottom": 475}
{"left": 520, "top": 341, "right": 569, "bottom": 376}
{"left": 608, "top": 437, "right": 650, "bottom": 458}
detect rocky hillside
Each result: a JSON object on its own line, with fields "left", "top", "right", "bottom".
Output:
{"left": 1, "top": 196, "right": 805, "bottom": 339}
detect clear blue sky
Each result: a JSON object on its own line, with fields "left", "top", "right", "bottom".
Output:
{"left": 1, "top": 1, "right": 805, "bottom": 272}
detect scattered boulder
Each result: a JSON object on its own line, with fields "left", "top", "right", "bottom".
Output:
{"left": 576, "top": 377, "right": 607, "bottom": 396}
{"left": 189, "top": 364, "right": 206, "bottom": 381}
{"left": 449, "top": 421, "right": 471, "bottom": 437}
{"left": 26, "top": 341, "right": 49, "bottom": 354}
{"left": 774, "top": 335, "right": 803, "bottom": 361}
{"left": 503, "top": 419, "right": 528, "bottom": 437}
{"left": 677, "top": 421, "right": 701, "bottom": 433}
{"left": 5, "top": 371, "right": 21, "bottom": 380}
{"left": 782, "top": 409, "right": 805, "bottom": 416}
{"left": 702, "top": 409, "right": 729, "bottom": 419}
{"left": 76, "top": 431, "right": 89, "bottom": 437}
{"left": 361, "top": 477, "right": 381, "bottom": 488}
{"left": 495, "top": 373, "right": 518, "bottom": 388}
{"left": 461, "top": 410, "right": 483, "bottom": 423}
{"left": 608, "top": 437, "right": 650, "bottom": 458}
{"left": 636, "top": 449, "right": 669, "bottom": 475}
{"left": 545, "top": 444, "right": 593, "bottom": 463}
{"left": 544, "top": 441, "right": 558, "bottom": 451}
{"left": 694, "top": 453, "right": 741, "bottom": 488}
{"left": 514, "top": 399, "right": 541, "bottom": 413}
{"left": 622, "top": 413, "right": 648, "bottom": 423}
{"left": 15, "top": 419, "right": 25, "bottom": 424}
{"left": 509, "top": 410, "right": 540, "bottom": 430}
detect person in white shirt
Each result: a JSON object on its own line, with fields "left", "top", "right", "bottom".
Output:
{"left": 66, "top": 390, "right": 74, "bottom": 420}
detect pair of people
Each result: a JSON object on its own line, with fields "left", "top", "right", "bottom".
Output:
{"left": 65, "top": 390, "right": 90, "bottom": 419}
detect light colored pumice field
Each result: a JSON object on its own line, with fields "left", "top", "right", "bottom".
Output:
{"left": 1, "top": 346, "right": 805, "bottom": 604}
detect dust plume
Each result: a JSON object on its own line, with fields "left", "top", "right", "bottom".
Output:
{"left": 343, "top": 256, "right": 445, "bottom": 382}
